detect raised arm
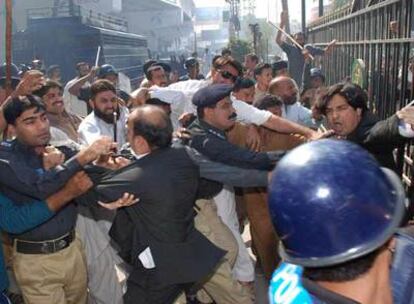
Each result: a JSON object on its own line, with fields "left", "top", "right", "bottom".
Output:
{"left": 276, "top": 11, "right": 289, "bottom": 46}
{"left": 68, "top": 67, "right": 97, "bottom": 96}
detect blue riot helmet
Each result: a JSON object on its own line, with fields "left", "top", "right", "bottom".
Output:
{"left": 97, "top": 64, "right": 118, "bottom": 79}
{"left": 0, "top": 63, "right": 20, "bottom": 89}
{"left": 268, "top": 139, "right": 406, "bottom": 267}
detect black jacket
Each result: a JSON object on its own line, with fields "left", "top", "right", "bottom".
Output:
{"left": 189, "top": 119, "right": 276, "bottom": 170}
{"left": 92, "top": 147, "right": 225, "bottom": 286}
{"left": 347, "top": 112, "right": 405, "bottom": 171}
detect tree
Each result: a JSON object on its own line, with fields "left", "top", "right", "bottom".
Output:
{"left": 228, "top": 38, "right": 253, "bottom": 62}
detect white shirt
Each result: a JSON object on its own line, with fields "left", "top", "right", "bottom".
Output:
{"left": 149, "top": 85, "right": 188, "bottom": 130}
{"left": 63, "top": 78, "right": 90, "bottom": 118}
{"left": 231, "top": 95, "right": 272, "bottom": 126}
{"left": 154, "top": 80, "right": 274, "bottom": 127}
{"left": 77, "top": 106, "right": 129, "bottom": 149}
{"left": 168, "top": 79, "right": 210, "bottom": 113}
{"left": 282, "top": 102, "right": 315, "bottom": 128}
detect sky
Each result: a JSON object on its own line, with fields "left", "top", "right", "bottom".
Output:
{"left": 193, "top": 0, "right": 319, "bottom": 22}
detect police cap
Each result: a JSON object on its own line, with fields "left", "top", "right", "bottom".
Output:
{"left": 192, "top": 84, "right": 233, "bottom": 108}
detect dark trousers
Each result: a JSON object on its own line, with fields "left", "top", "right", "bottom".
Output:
{"left": 124, "top": 266, "right": 188, "bottom": 304}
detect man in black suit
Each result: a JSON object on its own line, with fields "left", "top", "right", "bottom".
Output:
{"left": 92, "top": 105, "right": 226, "bottom": 304}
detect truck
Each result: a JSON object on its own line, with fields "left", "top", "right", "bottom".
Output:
{"left": 12, "top": 3, "right": 149, "bottom": 88}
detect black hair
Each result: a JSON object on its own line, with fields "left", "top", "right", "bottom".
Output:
{"left": 254, "top": 94, "right": 283, "bottom": 110}
{"left": 254, "top": 63, "right": 272, "bottom": 78}
{"left": 90, "top": 79, "right": 116, "bottom": 100}
{"left": 132, "top": 105, "right": 173, "bottom": 149}
{"left": 233, "top": 77, "right": 255, "bottom": 92}
{"left": 213, "top": 56, "right": 243, "bottom": 77}
{"left": 4, "top": 95, "right": 46, "bottom": 125}
{"left": 303, "top": 247, "right": 382, "bottom": 282}
{"left": 211, "top": 55, "right": 222, "bottom": 66}
{"left": 33, "top": 79, "right": 62, "bottom": 98}
{"left": 319, "top": 82, "right": 368, "bottom": 115}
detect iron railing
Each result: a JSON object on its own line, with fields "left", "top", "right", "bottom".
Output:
{"left": 307, "top": 0, "right": 414, "bottom": 197}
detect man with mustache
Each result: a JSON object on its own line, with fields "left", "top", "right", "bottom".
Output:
{"left": 34, "top": 80, "right": 82, "bottom": 142}
{"left": 78, "top": 79, "right": 129, "bottom": 149}
{"left": 188, "top": 84, "right": 287, "bottom": 298}
{"left": 156, "top": 56, "right": 322, "bottom": 140}
{"left": 318, "top": 82, "right": 414, "bottom": 171}
{"left": 0, "top": 95, "right": 115, "bottom": 304}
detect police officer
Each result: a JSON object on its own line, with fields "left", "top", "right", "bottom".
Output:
{"left": 268, "top": 139, "right": 406, "bottom": 304}
{"left": 179, "top": 57, "right": 204, "bottom": 81}
{"left": 189, "top": 83, "right": 285, "bottom": 170}
{"left": 0, "top": 95, "right": 115, "bottom": 304}
{"left": 188, "top": 84, "right": 286, "bottom": 300}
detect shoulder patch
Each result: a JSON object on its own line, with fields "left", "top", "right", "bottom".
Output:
{"left": 269, "top": 263, "right": 313, "bottom": 304}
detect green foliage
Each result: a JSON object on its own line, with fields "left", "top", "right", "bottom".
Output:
{"left": 332, "top": 0, "right": 351, "bottom": 9}
{"left": 228, "top": 38, "right": 253, "bottom": 62}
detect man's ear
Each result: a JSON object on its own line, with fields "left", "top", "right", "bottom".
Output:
{"left": 89, "top": 99, "right": 94, "bottom": 109}
{"left": 356, "top": 108, "right": 363, "bottom": 117}
{"left": 203, "top": 107, "right": 213, "bottom": 119}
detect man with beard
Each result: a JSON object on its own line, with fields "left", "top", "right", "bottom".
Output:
{"left": 269, "top": 76, "right": 314, "bottom": 127}
{"left": 78, "top": 79, "right": 128, "bottom": 149}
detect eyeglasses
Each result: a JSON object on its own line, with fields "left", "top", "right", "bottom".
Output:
{"left": 219, "top": 70, "right": 238, "bottom": 82}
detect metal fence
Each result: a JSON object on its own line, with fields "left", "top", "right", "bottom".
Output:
{"left": 307, "top": 0, "right": 414, "bottom": 194}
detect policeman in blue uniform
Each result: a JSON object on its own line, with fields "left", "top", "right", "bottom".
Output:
{"left": 0, "top": 95, "right": 114, "bottom": 303}
{"left": 189, "top": 83, "right": 285, "bottom": 170}
{"left": 267, "top": 139, "right": 407, "bottom": 304}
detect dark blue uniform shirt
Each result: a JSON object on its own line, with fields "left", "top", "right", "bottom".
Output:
{"left": 0, "top": 140, "right": 82, "bottom": 241}
{"left": 188, "top": 119, "right": 275, "bottom": 171}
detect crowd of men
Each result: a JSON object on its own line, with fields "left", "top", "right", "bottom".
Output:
{"left": 0, "top": 11, "right": 414, "bottom": 304}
